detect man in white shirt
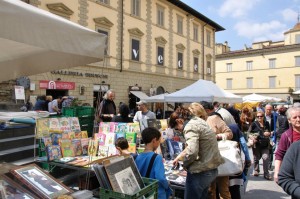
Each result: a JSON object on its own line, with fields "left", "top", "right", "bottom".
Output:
{"left": 49, "top": 96, "right": 62, "bottom": 113}
{"left": 133, "top": 100, "right": 156, "bottom": 131}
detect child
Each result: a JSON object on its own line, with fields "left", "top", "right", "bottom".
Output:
{"left": 115, "top": 137, "right": 137, "bottom": 158}
{"left": 134, "top": 127, "right": 172, "bottom": 199}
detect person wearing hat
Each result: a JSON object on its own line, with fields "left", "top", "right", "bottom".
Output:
{"left": 133, "top": 100, "right": 156, "bottom": 131}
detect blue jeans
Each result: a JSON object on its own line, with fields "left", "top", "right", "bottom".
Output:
{"left": 185, "top": 168, "right": 218, "bottom": 199}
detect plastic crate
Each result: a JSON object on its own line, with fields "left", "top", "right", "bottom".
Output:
{"left": 99, "top": 177, "right": 158, "bottom": 199}
{"left": 62, "top": 107, "right": 77, "bottom": 117}
{"left": 79, "top": 116, "right": 94, "bottom": 125}
{"left": 62, "top": 106, "right": 94, "bottom": 117}
{"left": 77, "top": 106, "right": 95, "bottom": 117}
{"left": 80, "top": 123, "right": 94, "bottom": 137}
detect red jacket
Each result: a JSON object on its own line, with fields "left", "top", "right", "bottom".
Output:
{"left": 275, "top": 127, "right": 293, "bottom": 161}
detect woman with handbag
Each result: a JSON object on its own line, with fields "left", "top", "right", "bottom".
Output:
{"left": 248, "top": 110, "right": 272, "bottom": 180}
{"left": 170, "top": 103, "right": 224, "bottom": 199}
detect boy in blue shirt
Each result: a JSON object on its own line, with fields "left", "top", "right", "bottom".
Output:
{"left": 135, "top": 127, "right": 172, "bottom": 199}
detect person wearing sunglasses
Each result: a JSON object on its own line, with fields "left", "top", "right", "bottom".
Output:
{"left": 248, "top": 110, "right": 271, "bottom": 180}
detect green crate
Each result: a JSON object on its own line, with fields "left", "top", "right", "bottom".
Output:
{"left": 62, "top": 107, "right": 77, "bottom": 117}
{"left": 99, "top": 177, "right": 158, "bottom": 199}
{"left": 80, "top": 123, "right": 94, "bottom": 137}
{"left": 79, "top": 115, "right": 94, "bottom": 125}
{"left": 77, "top": 106, "right": 95, "bottom": 117}
{"left": 62, "top": 106, "right": 94, "bottom": 117}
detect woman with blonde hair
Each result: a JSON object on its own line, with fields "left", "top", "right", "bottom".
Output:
{"left": 188, "top": 102, "right": 207, "bottom": 120}
{"left": 170, "top": 103, "right": 223, "bottom": 199}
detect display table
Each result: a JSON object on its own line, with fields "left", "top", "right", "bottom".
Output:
{"left": 36, "top": 159, "right": 98, "bottom": 191}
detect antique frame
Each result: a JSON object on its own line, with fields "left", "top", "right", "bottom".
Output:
{"left": 0, "top": 174, "right": 36, "bottom": 198}
{"left": 10, "top": 164, "right": 72, "bottom": 199}
{"left": 104, "top": 157, "right": 144, "bottom": 195}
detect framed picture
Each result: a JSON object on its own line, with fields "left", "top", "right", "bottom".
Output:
{"left": 104, "top": 156, "right": 144, "bottom": 195}
{"left": 10, "top": 164, "right": 72, "bottom": 199}
{"left": 0, "top": 174, "right": 36, "bottom": 199}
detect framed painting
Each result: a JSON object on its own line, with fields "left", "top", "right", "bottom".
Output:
{"left": 104, "top": 156, "right": 144, "bottom": 195}
{"left": 10, "top": 164, "right": 72, "bottom": 199}
{"left": 0, "top": 174, "right": 36, "bottom": 199}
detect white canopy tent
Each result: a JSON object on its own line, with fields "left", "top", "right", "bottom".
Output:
{"left": 242, "top": 93, "right": 283, "bottom": 102}
{"left": 0, "top": 0, "right": 107, "bottom": 81}
{"left": 144, "top": 93, "right": 169, "bottom": 103}
{"left": 164, "top": 80, "right": 243, "bottom": 103}
{"left": 293, "top": 90, "right": 300, "bottom": 94}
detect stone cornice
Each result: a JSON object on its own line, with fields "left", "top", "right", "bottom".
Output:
{"left": 155, "top": 36, "right": 167, "bottom": 45}
{"left": 128, "top": 28, "right": 144, "bottom": 37}
{"left": 206, "top": 53, "right": 212, "bottom": 59}
{"left": 192, "top": 49, "right": 200, "bottom": 55}
{"left": 176, "top": 43, "right": 185, "bottom": 50}
{"left": 46, "top": 3, "right": 73, "bottom": 18}
{"left": 216, "top": 43, "right": 300, "bottom": 59}
{"left": 94, "top": 17, "right": 114, "bottom": 28}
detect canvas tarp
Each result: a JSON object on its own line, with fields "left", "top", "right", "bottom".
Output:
{"left": 164, "top": 80, "right": 243, "bottom": 103}
{"left": 144, "top": 93, "right": 169, "bottom": 103}
{"left": 242, "top": 93, "right": 283, "bottom": 102}
{"left": 0, "top": 0, "right": 107, "bottom": 82}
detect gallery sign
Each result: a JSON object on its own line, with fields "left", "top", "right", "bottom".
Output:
{"left": 39, "top": 80, "right": 75, "bottom": 90}
{"left": 50, "top": 70, "right": 108, "bottom": 78}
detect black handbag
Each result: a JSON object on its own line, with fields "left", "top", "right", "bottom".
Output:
{"left": 258, "top": 136, "right": 270, "bottom": 147}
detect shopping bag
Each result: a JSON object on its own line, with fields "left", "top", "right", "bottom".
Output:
{"left": 217, "top": 140, "right": 244, "bottom": 176}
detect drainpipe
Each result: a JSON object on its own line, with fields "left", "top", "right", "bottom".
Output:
{"left": 120, "top": 0, "right": 124, "bottom": 72}
{"left": 202, "top": 23, "right": 207, "bottom": 80}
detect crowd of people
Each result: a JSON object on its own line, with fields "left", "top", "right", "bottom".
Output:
{"left": 25, "top": 88, "right": 300, "bottom": 198}
{"left": 90, "top": 88, "right": 300, "bottom": 198}
{"left": 30, "top": 95, "right": 74, "bottom": 114}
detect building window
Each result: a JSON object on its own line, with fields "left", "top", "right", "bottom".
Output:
{"left": 247, "top": 78, "right": 253, "bottom": 89}
{"left": 193, "top": 25, "right": 198, "bottom": 41}
{"left": 194, "top": 57, "right": 199, "bottom": 72}
{"left": 296, "top": 34, "right": 300, "bottom": 44}
{"left": 177, "top": 16, "right": 183, "bottom": 35}
{"left": 269, "top": 58, "right": 276, "bottom": 69}
{"left": 295, "top": 56, "right": 300, "bottom": 66}
{"left": 177, "top": 52, "right": 183, "bottom": 69}
{"left": 226, "top": 63, "right": 232, "bottom": 72}
{"left": 97, "top": 29, "right": 109, "bottom": 55}
{"left": 226, "top": 79, "right": 232, "bottom": 89}
{"left": 131, "top": 0, "right": 140, "bottom": 17}
{"left": 206, "top": 30, "right": 211, "bottom": 47}
{"left": 97, "top": 0, "right": 109, "bottom": 4}
{"left": 131, "top": 39, "right": 140, "bottom": 61}
{"left": 296, "top": 75, "right": 300, "bottom": 91}
{"left": 157, "top": 46, "right": 164, "bottom": 66}
{"left": 157, "top": 5, "right": 164, "bottom": 27}
{"left": 269, "top": 76, "right": 276, "bottom": 88}
{"left": 246, "top": 61, "right": 253, "bottom": 70}
{"left": 207, "top": 61, "right": 211, "bottom": 74}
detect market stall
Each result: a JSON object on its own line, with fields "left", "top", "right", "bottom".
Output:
{"left": 164, "top": 80, "right": 243, "bottom": 103}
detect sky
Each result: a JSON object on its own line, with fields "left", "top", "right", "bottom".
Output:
{"left": 181, "top": 0, "right": 300, "bottom": 50}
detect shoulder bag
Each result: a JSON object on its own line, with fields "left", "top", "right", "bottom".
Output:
{"left": 217, "top": 139, "right": 244, "bottom": 176}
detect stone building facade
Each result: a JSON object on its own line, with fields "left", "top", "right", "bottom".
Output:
{"left": 11, "top": 0, "right": 224, "bottom": 107}
{"left": 216, "top": 22, "right": 300, "bottom": 103}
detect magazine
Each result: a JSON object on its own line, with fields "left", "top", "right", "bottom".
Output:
{"left": 46, "top": 145, "right": 62, "bottom": 161}
{"left": 81, "top": 138, "right": 90, "bottom": 155}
